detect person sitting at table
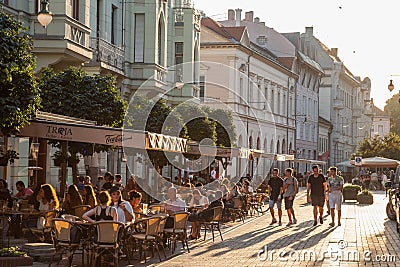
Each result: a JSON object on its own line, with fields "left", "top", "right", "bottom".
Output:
{"left": 37, "top": 184, "right": 59, "bottom": 211}
{"left": 0, "top": 179, "right": 13, "bottom": 208}
{"left": 188, "top": 190, "right": 224, "bottom": 239}
{"left": 189, "top": 189, "right": 209, "bottom": 211}
{"left": 128, "top": 190, "right": 142, "bottom": 213}
{"left": 82, "top": 185, "right": 97, "bottom": 209}
{"left": 164, "top": 187, "right": 186, "bottom": 229}
{"left": 62, "top": 185, "right": 83, "bottom": 215}
{"left": 82, "top": 191, "right": 117, "bottom": 222}
{"left": 240, "top": 179, "right": 254, "bottom": 194}
{"left": 109, "top": 186, "right": 134, "bottom": 224}
{"left": 15, "top": 181, "right": 33, "bottom": 200}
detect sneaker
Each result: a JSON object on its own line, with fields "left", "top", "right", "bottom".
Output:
{"left": 338, "top": 222, "right": 341, "bottom": 226}
{"left": 329, "top": 222, "right": 335, "bottom": 227}
{"left": 270, "top": 218, "right": 277, "bottom": 225}
{"left": 319, "top": 216, "right": 323, "bottom": 224}
{"left": 313, "top": 220, "right": 317, "bottom": 226}
{"left": 327, "top": 210, "right": 330, "bottom": 215}
{"left": 293, "top": 218, "right": 297, "bottom": 224}
{"left": 278, "top": 221, "right": 282, "bottom": 226}
{"left": 286, "top": 221, "right": 293, "bottom": 227}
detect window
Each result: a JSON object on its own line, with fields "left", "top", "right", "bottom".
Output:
{"left": 240, "top": 77, "right": 244, "bottom": 103}
{"left": 175, "top": 42, "right": 183, "bottom": 81}
{"left": 378, "top": 125, "right": 383, "bottom": 135}
{"left": 158, "top": 20, "right": 163, "bottom": 65}
{"left": 72, "top": 0, "right": 79, "bottom": 20}
{"left": 111, "top": 5, "right": 117, "bottom": 44}
{"left": 134, "top": 14, "right": 145, "bottom": 62}
{"left": 200, "top": 76, "right": 206, "bottom": 100}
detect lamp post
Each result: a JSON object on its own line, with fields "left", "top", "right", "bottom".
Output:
{"left": 37, "top": 0, "right": 53, "bottom": 28}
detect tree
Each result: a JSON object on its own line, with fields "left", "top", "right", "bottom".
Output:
{"left": 0, "top": 12, "right": 40, "bottom": 137}
{"left": 356, "top": 132, "right": 400, "bottom": 160}
{"left": 39, "top": 67, "right": 127, "bottom": 187}
{"left": 206, "top": 108, "right": 236, "bottom": 147}
{"left": 384, "top": 93, "right": 400, "bottom": 135}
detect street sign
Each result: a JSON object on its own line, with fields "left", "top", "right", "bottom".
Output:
{"left": 355, "top": 156, "right": 362, "bottom": 166}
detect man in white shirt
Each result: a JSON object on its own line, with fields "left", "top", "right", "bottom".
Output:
{"left": 164, "top": 187, "right": 186, "bottom": 228}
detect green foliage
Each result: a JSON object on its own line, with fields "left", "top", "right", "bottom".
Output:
{"left": 0, "top": 11, "right": 40, "bottom": 136}
{"left": 343, "top": 183, "right": 362, "bottom": 192}
{"left": 356, "top": 132, "right": 400, "bottom": 160}
{"left": 358, "top": 189, "right": 372, "bottom": 196}
{"left": 0, "top": 147, "right": 19, "bottom": 164}
{"left": 206, "top": 108, "right": 236, "bottom": 147}
{"left": 384, "top": 93, "right": 400, "bottom": 135}
{"left": 0, "top": 246, "right": 27, "bottom": 257}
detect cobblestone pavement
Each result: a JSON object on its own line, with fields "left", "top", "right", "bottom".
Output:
{"left": 152, "top": 190, "right": 400, "bottom": 267}
{"left": 33, "top": 190, "right": 400, "bottom": 266}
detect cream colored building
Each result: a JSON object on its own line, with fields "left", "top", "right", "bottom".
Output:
{"left": 371, "top": 105, "right": 390, "bottom": 137}
{"left": 200, "top": 16, "right": 297, "bottom": 181}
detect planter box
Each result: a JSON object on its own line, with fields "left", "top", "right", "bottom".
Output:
{"left": 343, "top": 190, "right": 359, "bottom": 202}
{"left": 357, "top": 194, "right": 374, "bottom": 204}
{"left": 0, "top": 256, "right": 33, "bottom": 266}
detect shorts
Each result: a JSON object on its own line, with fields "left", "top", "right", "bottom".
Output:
{"left": 311, "top": 195, "right": 325, "bottom": 207}
{"left": 284, "top": 196, "right": 294, "bottom": 210}
{"left": 269, "top": 199, "right": 282, "bottom": 210}
{"left": 328, "top": 193, "right": 342, "bottom": 210}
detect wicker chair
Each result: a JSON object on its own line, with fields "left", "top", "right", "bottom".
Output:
{"left": 92, "top": 221, "right": 125, "bottom": 267}
{"left": 132, "top": 217, "right": 162, "bottom": 262}
{"left": 27, "top": 210, "right": 59, "bottom": 242}
{"left": 50, "top": 218, "right": 83, "bottom": 266}
{"left": 227, "top": 197, "right": 246, "bottom": 223}
{"left": 200, "top": 206, "right": 223, "bottom": 242}
{"left": 163, "top": 212, "right": 190, "bottom": 253}
{"left": 71, "top": 205, "right": 91, "bottom": 219}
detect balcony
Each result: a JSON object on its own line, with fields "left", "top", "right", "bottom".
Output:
{"left": 33, "top": 15, "right": 92, "bottom": 70}
{"left": 88, "top": 37, "right": 125, "bottom": 76}
{"left": 333, "top": 97, "right": 345, "bottom": 110}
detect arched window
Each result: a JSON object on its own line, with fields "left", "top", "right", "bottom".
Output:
{"left": 157, "top": 16, "right": 165, "bottom": 66}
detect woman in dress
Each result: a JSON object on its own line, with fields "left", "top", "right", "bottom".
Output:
{"left": 37, "top": 184, "right": 59, "bottom": 211}
{"left": 82, "top": 185, "right": 97, "bottom": 209}
{"left": 109, "top": 186, "right": 134, "bottom": 223}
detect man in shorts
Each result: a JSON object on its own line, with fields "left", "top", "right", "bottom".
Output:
{"left": 327, "top": 166, "right": 344, "bottom": 227}
{"left": 282, "top": 168, "right": 298, "bottom": 226}
{"left": 268, "top": 168, "right": 283, "bottom": 225}
{"left": 307, "top": 165, "right": 327, "bottom": 226}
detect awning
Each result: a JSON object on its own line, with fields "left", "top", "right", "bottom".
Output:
{"left": 18, "top": 120, "right": 188, "bottom": 153}
{"left": 350, "top": 157, "right": 400, "bottom": 168}
{"left": 293, "top": 158, "right": 327, "bottom": 165}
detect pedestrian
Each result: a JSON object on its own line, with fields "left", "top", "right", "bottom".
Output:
{"left": 327, "top": 166, "right": 344, "bottom": 227}
{"left": 282, "top": 168, "right": 298, "bottom": 226}
{"left": 307, "top": 165, "right": 327, "bottom": 226}
{"left": 267, "top": 168, "right": 283, "bottom": 225}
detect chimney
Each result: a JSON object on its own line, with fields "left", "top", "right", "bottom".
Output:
{"left": 331, "top": 48, "right": 338, "bottom": 57}
{"left": 305, "top": 26, "right": 313, "bottom": 36}
{"left": 245, "top": 11, "right": 254, "bottom": 22}
{"left": 254, "top": 17, "right": 260, "bottom": 23}
{"left": 235, "top": 8, "right": 242, "bottom": 26}
{"left": 228, "top": 9, "right": 235, "bottom": 21}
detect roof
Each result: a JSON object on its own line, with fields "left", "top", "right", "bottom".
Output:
{"left": 201, "top": 17, "right": 246, "bottom": 43}
{"left": 372, "top": 105, "right": 389, "bottom": 117}
{"left": 298, "top": 51, "right": 324, "bottom": 73}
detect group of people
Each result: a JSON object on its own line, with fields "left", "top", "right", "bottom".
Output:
{"left": 352, "top": 170, "right": 394, "bottom": 191}
{"left": 267, "top": 165, "right": 344, "bottom": 228}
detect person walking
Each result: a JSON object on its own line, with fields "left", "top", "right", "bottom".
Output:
{"left": 268, "top": 168, "right": 283, "bottom": 226}
{"left": 282, "top": 168, "right": 298, "bottom": 226}
{"left": 327, "top": 167, "right": 344, "bottom": 227}
{"left": 307, "top": 165, "right": 327, "bottom": 226}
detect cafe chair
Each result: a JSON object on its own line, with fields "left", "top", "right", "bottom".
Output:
{"left": 132, "top": 217, "right": 162, "bottom": 262}
{"left": 71, "top": 205, "right": 91, "bottom": 219}
{"left": 163, "top": 212, "right": 190, "bottom": 253}
{"left": 92, "top": 221, "right": 125, "bottom": 267}
{"left": 154, "top": 215, "right": 168, "bottom": 259}
{"left": 227, "top": 197, "right": 246, "bottom": 223}
{"left": 50, "top": 218, "right": 83, "bottom": 267}
{"left": 200, "top": 206, "right": 223, "bottom": 242}
{"left": 26, "top": 210, "right": 59, "bottom": 242}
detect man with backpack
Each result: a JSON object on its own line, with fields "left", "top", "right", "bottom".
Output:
{"left": 282, "top": 168, "right": 298, "bottom": 226}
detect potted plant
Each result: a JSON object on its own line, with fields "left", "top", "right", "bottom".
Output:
{"left": 0, "top": 148, "right": 19, "bottom": 166}
{"left": 342, "top": 184, "right": 362, "bottom": 202}
{"left": 0, "top": 246, "right": 33, "bottom": 267}
{"left": 357, "top": 190, "right": 374, "bottom": 204}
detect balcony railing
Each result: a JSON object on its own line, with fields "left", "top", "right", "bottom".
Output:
{"left": 90, "top": 37, "right": 124, "bottom": 71}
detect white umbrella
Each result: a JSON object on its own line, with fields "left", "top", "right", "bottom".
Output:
{"left": 350, "top": 157, "right": 400, "bottom": 168}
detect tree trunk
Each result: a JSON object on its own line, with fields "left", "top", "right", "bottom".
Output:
{"left": 60, "top": 141, "right": 68, "bottom": 198}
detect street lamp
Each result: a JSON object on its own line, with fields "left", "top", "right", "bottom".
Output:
{"left": 37, "top": 0, "right": 53, "bottom": 28}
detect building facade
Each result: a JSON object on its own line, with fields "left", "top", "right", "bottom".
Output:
{"left": 200, "top": 15, "right": 297, "bottom": 182}
{"left": 371, "top": 105, "right": 390, "bottom": 137}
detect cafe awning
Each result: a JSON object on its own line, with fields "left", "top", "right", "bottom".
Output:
{"left": 18, "top": 119, "right": 188, "bottom": 153}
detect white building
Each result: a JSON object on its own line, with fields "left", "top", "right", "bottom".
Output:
{"left": 371, "top": 105, "right": 390, "bottom": 137}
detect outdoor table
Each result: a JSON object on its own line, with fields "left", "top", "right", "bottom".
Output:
{"left": 0, "top": 209, "right": 42, "bottom": 238}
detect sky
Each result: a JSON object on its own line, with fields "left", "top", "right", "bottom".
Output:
{"left": 194, "top": 0, "right": 400, "bottom": 110}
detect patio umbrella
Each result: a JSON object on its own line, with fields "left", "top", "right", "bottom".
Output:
{"left": 350, "top": 157, "right": 400, "bottom": 168}
{"left": 336, "top": 160, "right": 355, "bottom": 168}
